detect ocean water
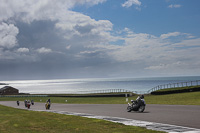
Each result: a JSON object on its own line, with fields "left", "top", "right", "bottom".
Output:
{"left": 1, "top": 76, "right": 200, "bottom": 94}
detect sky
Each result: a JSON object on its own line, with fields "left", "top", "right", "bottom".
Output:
{"left": 0, "top": 0, "right": 200, "bottom": 80}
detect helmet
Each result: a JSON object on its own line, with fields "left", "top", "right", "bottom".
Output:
{"left": 131, "top": 100, "right": 134, "bottom": 103}
{"left": 140, "top": 95, "right": 144, "bottom": 99}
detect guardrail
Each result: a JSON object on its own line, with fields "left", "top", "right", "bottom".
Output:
{"left": 147, "top": 80, "right": 200, "bottom": 93}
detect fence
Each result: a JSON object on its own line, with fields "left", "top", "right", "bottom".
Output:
{"left": 75, "top": 89, "right": 151, "bottom": 95}
{"left": 147, "top": 80, "right": 200, "bottom": 93}
{"left": 78, "top": 89, "right": 135, "bottom": 94}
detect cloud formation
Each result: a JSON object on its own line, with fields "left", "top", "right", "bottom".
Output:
{"left": 0, "top": 0, "right": 199, "bottom": 79}
{"left": 0, "top": 22, "right": 19, "bottom": 48}
{"left": 17, "top": 48, "right": 30, "bottom": 53}
{"left": 88, "top": 27, "right": 200, "bottom": 76}
{"left": 36, "top": 47, "right": 52, "bottom": 54}
{"left": 122, "top": 0, "right": 141, "bottom": 8}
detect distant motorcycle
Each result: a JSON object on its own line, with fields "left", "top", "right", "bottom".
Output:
{"left": 27, "top": 101, "right": 31, "bottom": 109}
{"left": 24, "top": 100, "right": 31, "bottom": 109}
{"left": 127, "top": 95, "right": 146, "bottom": 112}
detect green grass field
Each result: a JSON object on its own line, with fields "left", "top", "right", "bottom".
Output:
{"left": 0, "top": 105, "right": 164, "bottom": 133}
{"left": 1, "top": 91, "right": 200, "bottom": 105}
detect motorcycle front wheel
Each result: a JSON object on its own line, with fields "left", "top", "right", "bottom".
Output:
{"left": 127, "top": 106, "right": 132, "bottom": 112}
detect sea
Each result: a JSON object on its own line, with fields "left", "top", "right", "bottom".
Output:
{"left": 1, "top": 76, "right": 200, "bottom": 94}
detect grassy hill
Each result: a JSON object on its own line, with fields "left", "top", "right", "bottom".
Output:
{"left": 151, "top": 86, "right": 200, "bottom": 95}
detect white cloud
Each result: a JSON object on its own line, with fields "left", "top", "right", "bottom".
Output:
{"left": 0, "top": 0, "right": 107, "bottom": 22}
{"left": 0, "top": 22, "right": 19, "bottom": 48}
{"left": 160, "top": 32, "right": 194, "bottom": 39}
{"left": 145, "top": 64, "right": 169, "bottom": 70}
{"left": 17, "top": 48, "right": 30, "bottom": 53}
{"left": 168, "top": 4, "right": 181, "bottom": 8}
{"left": 66, "top": 45, "right": 71, "bottom": 50}
{"left": 0, "top": 0, "right": 113, "bottom": 43}
{"left": 160, "top": 32, "right": 182, "bottom": 39}
{"left": 36, "top": 47, "right": 52, "bottom": 54}
{"left": 0, "top": 0, "right": 113, "bottom": 57}
{"left": 73, "top": 0, "right": 106, "bottom": 6}
{"left": 122, "top": 0, "right": 141, "bottom": 8}
{"left": 172, "top": 38, "right": 200, "bottom": 47}
{"left": 55, "top": 11, "right": 113, "bottom": 41}
{"left": 0, "top": 0, "right": 112, "bottom": 41}
{"left": 108, "top": 33, "right": 165, "bottom": 62}
{"left": 145, "top": 62, "right": 183, "bottom": 70}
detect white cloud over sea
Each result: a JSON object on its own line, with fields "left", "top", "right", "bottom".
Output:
{"left": 0, "top": 0, "right": 200, "bottom": 79}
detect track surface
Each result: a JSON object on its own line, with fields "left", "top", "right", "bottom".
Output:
{"left": 0, "top": 101, "right": 200, "bottom": 129}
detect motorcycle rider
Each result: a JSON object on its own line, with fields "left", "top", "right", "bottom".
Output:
{"left": 24, "top": 100, "right": 27, "bottom": 107}
{"left": 132, "top": 95, "right": 144, "bottom": 111}
{"left": 17, "top": 101, "right": 20, "bottom": 106}
{"left": 31, "top": 100, "right": 34, "bottom": 105}
{"left": 47, "top": 98, "right": 51, "bottom": 104}
{"left": 27, "top": 100, "right": 31, "bottom": 109}
{"left": 45, "top": 98, "right": 51, "bottom": 109}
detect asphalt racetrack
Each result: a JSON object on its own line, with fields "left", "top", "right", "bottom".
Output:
{"left": 0, "top": 101, "right": 200, "bottom": 130}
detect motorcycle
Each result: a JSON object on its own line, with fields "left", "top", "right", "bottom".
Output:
{"left": 127, "top": 98, "right": 146, "bottom": 112}
{"left": 45, "top": 102, "right": 51, "bottom": 110}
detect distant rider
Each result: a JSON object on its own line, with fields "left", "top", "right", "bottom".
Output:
{"left": 45, "top": 98, "right": 51, "bottom": 109}
{"left": 17, "top": 101, "right": 20, "bottom": 106}
{"left": 24, "top": 100, "right": 27, "bottom": 107}
{"left": 27, "top": 100, "right": 31, "bottom": 109}
{"left": 47, "top": 98, "right": 51, "bottom": 104}
{"left": 31, "top": 100, "right": 34, "bottom": 105}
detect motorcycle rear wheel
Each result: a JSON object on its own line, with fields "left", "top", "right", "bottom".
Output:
{"left": 138, "top": 105, "right": 145, "bottom": 112}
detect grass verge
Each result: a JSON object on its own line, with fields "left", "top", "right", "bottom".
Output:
{"left": 145, "top": 91, "right": 200, "bottom": 105}
{"left": 1, "top": 92, "right": 200, "bottom": 105}
{"left": 0, "top": 105, "right": 164, "bottom": 133}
